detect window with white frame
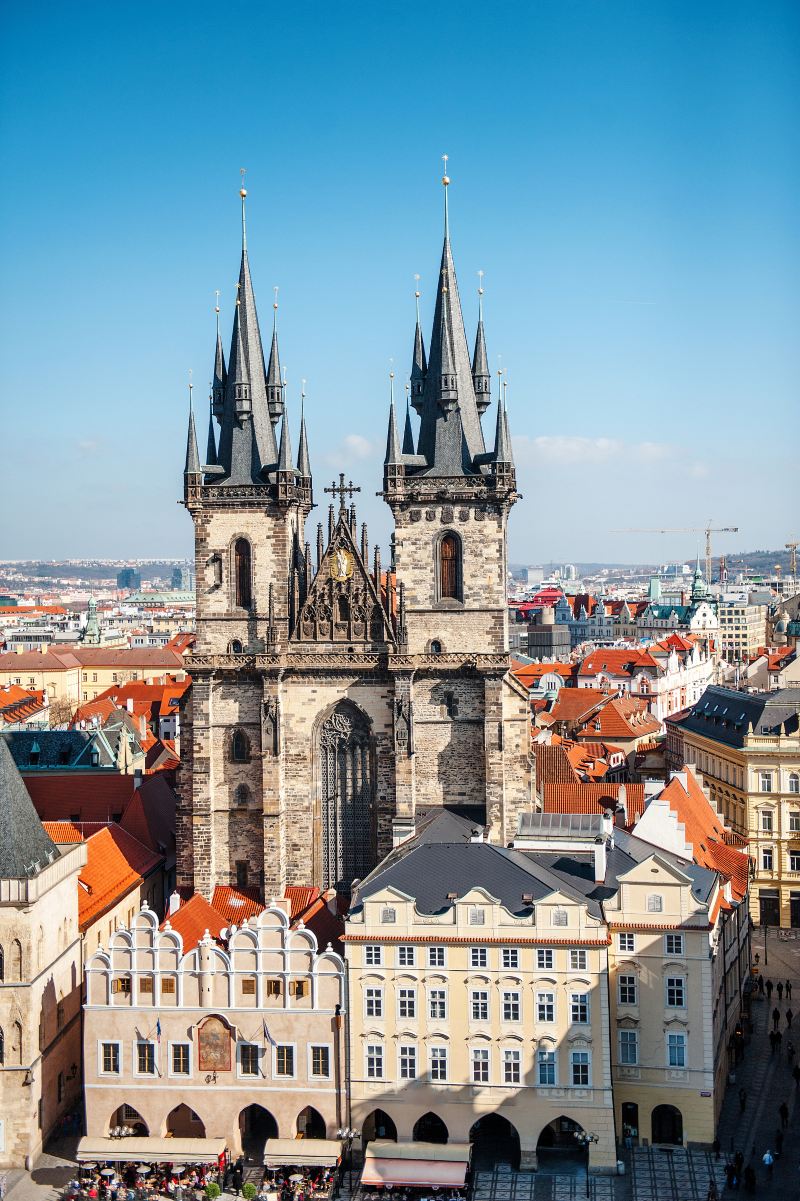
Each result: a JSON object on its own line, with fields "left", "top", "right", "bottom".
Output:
{"left": 471, "top": 990, "right": 489, "bottom": 1021}
{"left": 471, "top": 1047, "right": 489, "bottom": 1083}
{"left": 171, "top": 1043, "right": 190, "bottom": 1075}
{"left": 503, "top": 1048, "right": 521, "bottom": 1084}
{"left": 763, "top": 847, "right": 774, "bottom": 871}
{"left": 502, "top": 990, "right": 521, "bottom": 1021}
{"left": 430, "top": 1045, "right": 447, "bottom": 1081}
{"left": 790, "top": 811, "right": 800, "bottom": 833}
{"left": 667, "top": 1032, "right": 686, "bottom": 1067}
{"left": 398, "top": 987, "right": 416, "bottom": 1019}
{"left": 761, "top": 809, "right": 774, "bottom": 833}
{"left": 537, "top": 991, "right": 555, "bottom": 1022}
{"left": 366, "top": 1044, "right": 383, "bottom": 1078}
{"left": 790, "top": 774, "right": 800, "bottom": 796}
{"left": 790, "top": 851, "right": 800, "bottom": 872}
{"left": 399, "top": 1044, "right": 417, "bottom": 1079}
{"left": 468, "top": 906, "right": 485, "bottom": 926}
{"left": 470, "top": 947, "right": 488, "bottom": 968}
{"left": 397, "top": 945, "right": 415, "bottom": 967}
{"left": 428, "top": 945, "right": 446, "bottom": 968}
{"left": 310, "top": 1045, "right": 330, "bottom": 1078}
{"left": 665, "top": 933, "right": 684, "bottom": 956}
{"left": 365, "top": 987, "right": 383, "bottom": 1017}
{"left": 617, "top": 932, "right": 635, "bottom": 953}
{"left": 570, "top": 993, "right": 590, "bottom": 1024}
{"left": 100, "top": 1042, "right": 120, "bottom": 1074}
{"left": 502, "top": 947, "right": 519, "bottom": 969}
{"left": 537, "top": 948, "right": 554, "bottom": 970}
{"left": 238, "top": 1043, "right": 259, "bottom": 1076}
{"left": 666, "top": 976, "right": 686, "bottom": 1007}
{"left": 619, "top": 974, "right": 637, "bottom": 1005}
{"left": 537, "top": 1048, "right": 556, "bottom": 1085}
{"left": 135, "top": 1040, "right": 156, "bottom": 1075}
{"left": 647, "top": 894, "right": 663, "bottom": 913}
{"left": 364, "top": 944, "right": 382, "bottom": 966}
{"left": 760, "top": 772, "right": 773, "bottom": 793}
{"left": 571, "top": 1050, "right": 590, "bottom": 1086}
{"left": 552, "top": 908, "right": 568, "bottom": 927}
{"left": 619, "top": 1029, "right": 638, "bottom": 1065}
{"left": 569, "top": 949, "right": 587, "bottom": 970}
{"left": 429, "top": 989, "right": 447, "bottom": 1020}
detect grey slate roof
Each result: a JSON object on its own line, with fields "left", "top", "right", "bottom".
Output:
{"left": 184, "top": 405, "right": 201, "bottom": 475}
{"left": 354, "top": 809, "right": 604, "bottom": 919}
{"left": 0, "top": 738, "right": 59, "bottom": 878}
{"left": 297, "top": 407, "right": 311, "bottom": 477}
{"left": 4, "top": 729, "right": 122, "bottom": 770}
{"left": 402, "top": 401, "right": 415, "bottom": 456}
{"left": 675, "top": 685, "right": 800, "bottom": 748}
{"left": 205, "top": 395, "right": 218, "bottom": 466}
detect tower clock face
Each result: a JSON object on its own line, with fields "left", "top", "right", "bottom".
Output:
{"left": 330, "top": 547, "right": 354, "bottom": 582}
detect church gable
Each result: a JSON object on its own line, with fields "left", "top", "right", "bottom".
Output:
{"left": 291, "top": 513, "right": 395, "bottom": 646}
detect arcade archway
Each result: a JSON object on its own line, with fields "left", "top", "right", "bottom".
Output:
{"left": 240, "top": 1105, "right": 278, "bottom": 1158}
{"left": 536, "top": 1116, "right": 584, "bottom": 1175}
{"left": 652, "top": 1104, "right": 683, "bottom": 1146}
{"left": 413, "top": 1112, "right": 448, "bottom": 1144}
{"left": 166, "top": 1104, "right": 205, "bottom": 1138}
{"left": 469, "top": 1114, "right": 520, "bottom": 1169}
{"left": 362, "top": 1110, "right": 397, "bottom": 1145}
{"left": 297, "top": 1106, "right": 326, "bottom": 1140}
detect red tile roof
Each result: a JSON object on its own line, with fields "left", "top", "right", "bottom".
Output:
{"left": 541, "top": 782, "right": 646, "bottom": 825}
{"left": 163, "top": 893, "right": 227, "bottom": 951}
{"left": 120, "top": 775, "right": 176, "bottom": 856}
{"left": 77, "top": 826, "right": 163, "bottom": 931}
{"left": 69, "top": 648, "right": 186, "bottom": 669}
{"left": 656, "top": 771, "right": 749, "bottom": 901}
{"left": 0, "top": 685, "right": 48, "bottom": 724}
{"left": 0, "top": 650, "right": 81, "bottom": 671}
{"left": 296, "top": 893, "right": 344, "bottom": 956}
{"left": 284, "top": 885, "right": 321, "bottom": 920}
{"left": 25, "top": 773, "right": 137, "bottom": 822}
{"left": 211, "top": 885, "right": 265, "bottom": 925}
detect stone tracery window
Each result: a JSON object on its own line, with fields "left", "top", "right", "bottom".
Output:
{"left": 231, "top": 728, "right": 250, "bottom": 763}
{"left": 439, "top": 532, "right": 462, "bottom": 601}
{"left": 319, "top": 703, "right": 376, "bottom": 890}
{"left": 234, "top": 538, "right": 252, "bottom": 609}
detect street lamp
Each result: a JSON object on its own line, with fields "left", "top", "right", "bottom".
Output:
{"left": 573, "top": 1131, "right": 599, "bottom": 1198}
{"left": 336, "top": 1128, "right": 360, "bottom": 1195}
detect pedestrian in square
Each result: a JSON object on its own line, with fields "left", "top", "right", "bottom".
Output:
{"left": 767, "top": 979, "right": 774, "bottom": 1000}
{"left": 739, "top": 1087, "right": 748, "bottom": 1112}
{"left": 758, "top": 975, "right": 765, "bottom": 994}
{"left": 786, "top": 979, "right": 792, "bottom": 1000}
{"left": 762, "top": 1149, "right": 774, "bottom": 1179}
{"left": 787, "top": 1007, "right": 793, "bottom": 1027}
{"left": 770, "top": 1029, "right": 777, "bottom": 1053}
{"left": 778, "top": 981, "right": 784, "bottom": 1001}
{"left": 779, "top": 1100, "right": 789, "bottom": 1129}
{"left": 774, "top": 1006, "right": 781, "bottom": 1030}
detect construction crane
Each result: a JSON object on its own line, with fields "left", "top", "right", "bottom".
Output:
{"left": 612, "top": 522, "right": 739, "bottom": 584}
{"left": 786, "top": 540, "right": 798, "bottom": 587}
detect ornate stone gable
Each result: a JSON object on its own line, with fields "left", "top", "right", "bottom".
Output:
{"left": 291, "top": 513, "right": 396, "bottom": 647}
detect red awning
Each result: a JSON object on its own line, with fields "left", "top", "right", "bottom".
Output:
{"left": 361, "top": 1159, "right": 468, "bottom": 1188}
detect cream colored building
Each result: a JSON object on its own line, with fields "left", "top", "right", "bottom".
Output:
{"left": 0, "top": 650, "right": 81, "bottom": 710}
{"left": 83, "top": 901, "right": 346, "bottom": 1155}
{"left": 0, "top": 742, "right": 87, "bottom": 1167}
{"left": 717, "top": 601, "right": 768, "bottom": 663}
{"left": 675, "top": 686, "right": 800, "bottom": 926}
{"left": 345, "top": 811, "right": 616, "bottom": 1173}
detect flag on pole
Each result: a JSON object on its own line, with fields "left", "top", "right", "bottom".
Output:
{"left": 263, "top": 1019, "right": 276, "bottom": 1047}
{"left": 156, "top": 1018, "right": 162, "bottom": 1045}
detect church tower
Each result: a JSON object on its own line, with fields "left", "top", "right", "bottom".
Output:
{"left": 179, "top": 172, "right": 530, "bottom": 902}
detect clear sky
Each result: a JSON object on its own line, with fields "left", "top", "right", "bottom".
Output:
{"left": 1, "top": 0, "right": 798, "bottom": 566}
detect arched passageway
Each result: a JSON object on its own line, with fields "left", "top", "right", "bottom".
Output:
{"left": 110, "top": 1104, "right": 148, "bottom": 1137}
{"left": 297, "top": 1106, "right": 326, "bottom": 1139}
{"left": 362, "top": 1110, "right": 397, "bottom": 1145}
{"left": 536, "top": 1116, "right": 584, "bottom": 1176}
{"left": 470, "top": 1114, "right": 520, "bottom": 1170}
{"left": 240, "top": 1105, "right": 278, "bottom": 1159}
{"left": 652, "top": 1104, "right": 683, "bottom": 1146}
{"left": 166, "top": 1104, "right": 205, "bottom": 1138}
{"left": 413, "top": 1112, "right": 448, "bottom": 1144}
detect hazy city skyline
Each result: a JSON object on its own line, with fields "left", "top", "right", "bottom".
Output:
{"left": 1, "top": 0, "right": 797, "bottom": 562}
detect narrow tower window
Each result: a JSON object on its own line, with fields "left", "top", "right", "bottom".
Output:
{"left": 232, "top": 729, "right": 251, "bottom": 763}
{"left": 234, "top": 538, "right": 252, "bottom": 609}
{"left": 439, "top": 533, "right": 461, "bottom": 601}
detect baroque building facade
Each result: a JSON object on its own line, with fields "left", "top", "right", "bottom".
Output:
{"left": 178, "top": 180, "right": 531, "bottom": 898}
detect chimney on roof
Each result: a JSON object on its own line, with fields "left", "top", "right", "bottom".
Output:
{"left": 127, "top": 697, "right": 134, "bottom": 713}
{"left": 593, "top": 835, "right": 607, "bottom": 883}
{"left": 470, "top": 827, "right": 485, "bottom": 843}
{"left": 168, "top": 890, "right": 181, "bottom": 915}
{"left": 617, "top": 783, "right": 628, "bottom": 826}
{"left": 133, "top": 767, "right": 143, "bottom": 788}
{"left": 600, "top": 807, "right": 615, "bottom": 848}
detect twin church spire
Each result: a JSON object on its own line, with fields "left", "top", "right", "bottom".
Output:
{"left": 386, "top": 163, "right": 515, "bottom": 480}
{"left": 185, "top": 182, "right": 311, "bottom": 493}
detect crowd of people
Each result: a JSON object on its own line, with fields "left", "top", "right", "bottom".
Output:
{"left": 257, "top": 1167, "right": 335, "bottom": 1201}
{"left": 66, "top": 1164, "right": 221, "bottom": 1201}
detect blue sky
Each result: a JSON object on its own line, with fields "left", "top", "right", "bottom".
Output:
{"left": 1, "top": 0, "right": 798, "bottom": 565}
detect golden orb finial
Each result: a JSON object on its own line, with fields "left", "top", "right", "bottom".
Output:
{"left": 441, "top": 153, "right": 449, "bottom": 186}
{"left": 240, "top": 167, "right": 247, "bottom": 198}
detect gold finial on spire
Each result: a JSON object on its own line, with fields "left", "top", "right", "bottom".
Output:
{"left": 239, "top": 168, "right": 248, "bottom": 247}
{"left": 273, "top": 285, "right": 279, "bottom": 311}
{"left": 441, "top": 153, "right": 449, "bottom": 186}
{"left": 273, "top": 284, "right": 279, "bottom": 331}
{"left": 214, "top": 289, "right": 221, "bottom": 336}
{"left": 478, "top": 270, "right": 485, "bottom": 321}
{"left": 414, "top": 273, "right": 421, "bottom": 324}
{"left": 441, "top": 153, "right": 450, "bottom": 237}
{"left": 188, "top": 368, "right": 194, "bottom": 411}
{"left": 240, "top": 167, "right": 247, "bottom": 198}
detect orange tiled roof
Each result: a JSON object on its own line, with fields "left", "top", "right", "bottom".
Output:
{"left": 25, "top": 774, "right": 138, "bottom": 822}
{"left": 0, "top": 685, "right": 48, "bottom": 724}
{"left": 657, "top": 771, "right": 749, "bottom": 901}
{"left": 532, "top": 744, "right": 578, "bottom": 787}
{"left": 297, "top": 892, "right": 344, "bottom": 955}
{"left": 42, "top": 819, "right": 106, "bottom": 843}
{"left": 0, "top": 605, "right": 68, "bottom": 615}
{"left": 163, "top": 893, "right": 227, "bottom": 951}
{"left": 211, "top": 885, "right": 265, "bottom": 925}
{"left": 285, "top": 884, "right": 321, "bottom": 920}
{"left": 78, "top": 826, "right": 163, "bottom": 931}
{"left": 541, "top": 782, "right": 646, "bottom": 825}
{"left": 120, "top": 775, "right": 176, "bottom": 856}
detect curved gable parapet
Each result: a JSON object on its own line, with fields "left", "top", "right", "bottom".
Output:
{"left": 287, "top": 927, "right": 318, "bottom": 955}
{"left": 154, "top": 928, "right": 183, "bottom": 955}
{"left": 228, "top": 925, "right": 259, "bottom": 952}
{"left": 131, "top": 905, "right": 159, "bottom": 932}
{"left": 108, "top": 929, "right": 134, "bottom": 952}
{"left": 87, "top": 949, "right": 111, "bottom": 970}
{"left": 256, "top": 904, "right": 290, "bottom": 932}
{"left": 315, "top": 948, "right": 345, "bottom": 973}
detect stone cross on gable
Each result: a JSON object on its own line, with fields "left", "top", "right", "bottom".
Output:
{"left": 324, "top": 473, "right": 361, "bottom": 514}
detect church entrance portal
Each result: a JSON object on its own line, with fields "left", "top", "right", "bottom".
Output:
{"left": 319, "top": 702, "right": 376, "bottom": 890}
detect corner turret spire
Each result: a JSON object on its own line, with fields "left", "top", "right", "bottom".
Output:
{"left": 472, "top": 271, "right": 491, "bottom": 416}
{"left": 212, "top": 292, "right": 227, "bottom": 420}
{"left": 184, "top": 375, "right": 201, "bottom": 477}
{"left": 410, "top": 276, "right": 427, "bottom": 414}
{"left": 402, "top": 383, "right": 415, "bottom": 455}
{"left": 205, "top": 387, "right": 218, "bottom": 466}
{"left": 297, "top": 382, "right": 311, "bottom": 478}
{"left": 384, "top": 372, "right": 402, "bottom": 465}
{"left": 266, "top": 286, "right": 284, "bottom": 427}
{"left": 277, "top": 403, "right": 293, "bottom": 473}
{"left": 493, "top": 376, "right": 513, "bottom": 466}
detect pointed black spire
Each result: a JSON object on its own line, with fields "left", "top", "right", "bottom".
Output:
{"left": 472, "top": 274, "right": 491, "bottom": 416}
{"left": 297, "top": 392, "right": 311, "bottom": 478}
{"left": 493, "top": 380, "right": 514, "bottom": 466}
{"left": 384, "top": 375, "right": 402, "bottom": 465}
{"left": 212, "top": 294, "right": 227, "bottom": 420}
{"left": 402, "top": 390, "right": 415, "bottom": 456}
{"left": 266, "top": 288, "right": 284, "bottom": 427}
{"left": 205, "top": 390, "right": 218, "bottom": 466}
{"left": 278, "top": 406, "right": 293, "bottom": 472}
{"left": 438, "top": 284, "right": 458, "bottom": 412}
{"left": 184, "top": 386, "right": 201, "bottom": 476}
{"left": 410, "top": 277, "right": 427, "bottom": 415}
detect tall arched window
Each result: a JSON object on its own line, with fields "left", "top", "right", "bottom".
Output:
{"left": 234, "top": 784, "right": 251, "bottom": 806}
{"left": 231, "top": 729, "right": 250, "bottom": 763}
{"left": 0, "top": 946, "right": 4, "bottom": 982}
{"left": 11, "top": 1021, "right": 22, "bottom": 1065}
{"left": 11, "top": 939, "right": 22, "bottom": 981}
{"left": 439, "top": 533, "right": 461, "bottom": 601}
{"left": 0, "top": 1026, "right": 4, "bottom": 1065}
{"left": 234, "top": 538, "right": 252, "bottom": 609}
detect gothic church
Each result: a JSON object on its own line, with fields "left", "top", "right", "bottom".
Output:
{"left": 178, "top": 176, "right": 531, "bottom": 898}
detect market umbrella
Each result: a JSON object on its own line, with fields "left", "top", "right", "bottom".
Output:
{"left": 289, "top": 1175, "right": 303, "bottom": 1183}
{"left": 137, "top": 1166, "right": 151, "bottom": 1175}
{"left": 82, "top": 1165, "right": 98, "bottom": 1172}
{"left": 101, "top": 1170, "right": 116, "bottom": 1178}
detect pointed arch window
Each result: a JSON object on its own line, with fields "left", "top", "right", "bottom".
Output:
{"left": 234, "top": 539, "right": 252, "bottom": 610}
{"left": 0, "top": 1026, "right": 3, "bottom": 1064}
{"left": 439, "top": 532, "right": 462, "bottom": 602}
{"left": 231, "top": 729, "right": 251, "bottom": 763}
{"left": 0, "top": 945, "right": 3, "bottom": 982}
